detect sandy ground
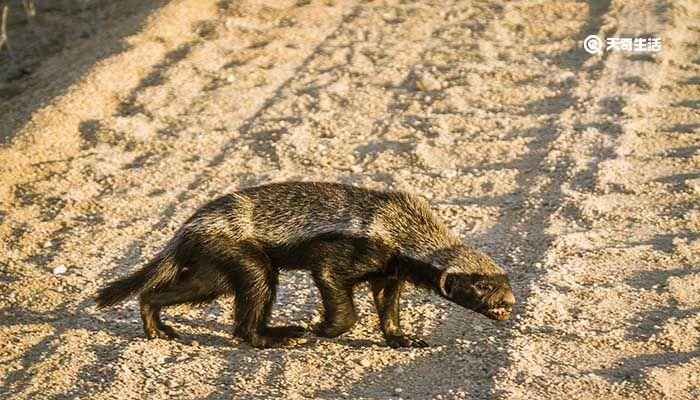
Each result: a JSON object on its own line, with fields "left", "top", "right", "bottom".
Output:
{"left": 1, "top": 0, "right": 699, "bottom": 399}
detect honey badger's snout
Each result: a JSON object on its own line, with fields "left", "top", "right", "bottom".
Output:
{"left": 504, "top": 290, "right": 516, "bottom": 307}
{"left": 484, "top": 285, "right": 515, "bottom": 321}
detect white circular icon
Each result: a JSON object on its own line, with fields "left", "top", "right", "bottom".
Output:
{"left": 583, "top": 35, "right": 603, "bottom": 55}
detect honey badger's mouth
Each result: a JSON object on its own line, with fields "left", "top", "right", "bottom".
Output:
{"left": 482, "top": 306, "right": 512, "bottom": 321}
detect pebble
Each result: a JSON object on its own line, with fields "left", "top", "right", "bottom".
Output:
{"left": 416, "top": 74, "right": 442, "bottom": 91}
{"left": 393, "top": 366, "right": 404, "bottom": 375}
{"left": 441, "top": 169, "right": 457, "bottom": 178}
{"left": 685, "top": 178, "right": 700, "bottom": 193}
{"left": 556, "top": 71, "right": 576, "bottom": 83}
{"left": 317, "top": 93, "right": 333, "bottom": 110}
{"left": 53, "top": 264, "right": 67, "bottom": 274}
{"left": 358, "top": 358, "right": 371, "bottom": 367}
{"left": 43, "top": 241, "right": 52, "bottom": 248}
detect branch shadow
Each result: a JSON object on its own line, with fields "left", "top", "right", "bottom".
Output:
{"left": 306, "top": 1, "right": 617, "bottom": 397}
{"left": 1, "top": 3, "right": 369, "bottom": 398}
{"left": 0, "top": 0, "right": 168, "bottom": 144}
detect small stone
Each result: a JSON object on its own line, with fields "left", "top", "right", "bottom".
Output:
{"left": 416, "top": 74, "right": 442, "bottom": 91}
{"left": 441, "top": 169, "right": 457, "bottom": 178}
{"left": 317, "top": 93, "right": 332, "bottom": 110}
{"left": 351, "top": 165, "right": 363, "bottom": 174}
{"left": 394, "top": 387, "right": 403, "bottom": 394}
{"left": 556, "top": 71, "right": 576, "bottom": 83}
{"left": 358, "top": 358, "right": 371, "bottom": 367}
{"left": 226, "top": 75, "right": 236, "bottom": 83}
{"left": 393, "top": 366, "right": 404, "bottom": 375}
{"left": 686, "top": 178, "right": 700, "bottom": 192}
{"left": 43, "top": 241, "right": 52, "bottom": 248}
{"left": 53, "top": 265, "right": 67, "bottom": 274}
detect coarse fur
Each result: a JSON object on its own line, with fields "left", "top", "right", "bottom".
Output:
{"left": 95, "top": 182, "right": 516, "bottom": 348}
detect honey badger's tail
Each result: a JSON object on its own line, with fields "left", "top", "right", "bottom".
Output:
{"left": 95, "top": 236, "right": 188, "bottom": 308}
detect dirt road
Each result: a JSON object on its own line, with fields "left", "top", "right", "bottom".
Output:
{"left": 1, "top": 0, "right": 699, "bottom": 399}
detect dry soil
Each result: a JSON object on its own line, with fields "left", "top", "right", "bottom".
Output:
{"left": 1, "top": 0, "right": 699, "bottom": 399}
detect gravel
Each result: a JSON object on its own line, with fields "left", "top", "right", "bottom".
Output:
{"left": 1, "top": 0, "right": 699, "bottom": 399}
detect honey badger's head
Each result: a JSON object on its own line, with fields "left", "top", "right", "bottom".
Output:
{"left": 437, "top": 246, "right": 515, "bottom": 321}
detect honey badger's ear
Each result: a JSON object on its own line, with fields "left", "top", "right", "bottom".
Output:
{"left": 439, "top": 272, "right": 458, "bottom": 297}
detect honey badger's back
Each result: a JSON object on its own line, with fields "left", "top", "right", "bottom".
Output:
{"left": 186, "top": 181, "right": 460, "bottom": 258}
{"left": 238, "top": 182, "right": 390, "bottom": 246}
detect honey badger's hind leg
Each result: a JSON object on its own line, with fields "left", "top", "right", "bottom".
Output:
{"left": 140, "top": 301, "right": 173, "bottom": 340}
{"left": 139, "top": 267, "right": 226, "bottom": 340}
{"left": 225, "top": 244, "right": 305, "bottom": 348}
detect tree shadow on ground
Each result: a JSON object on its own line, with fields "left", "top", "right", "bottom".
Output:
{"left": 311, "top": 0, "right": 617, "bottom": 398}
{"left": 0, "top": 0, "right": 169, "bottom": 144}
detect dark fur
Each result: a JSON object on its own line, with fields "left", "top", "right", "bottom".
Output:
{"left": 96, "top": 182, "right": 515, "bottom": 348}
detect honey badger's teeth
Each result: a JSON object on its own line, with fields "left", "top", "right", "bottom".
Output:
{"left": 490, "top": 307, "right": 510, "bottom": 315}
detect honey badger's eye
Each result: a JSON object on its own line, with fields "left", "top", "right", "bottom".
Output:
{"left": 475, "top": 281, "right": 493, "bottom": 291}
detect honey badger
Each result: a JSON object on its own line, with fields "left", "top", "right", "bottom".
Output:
{"left": 96, "top": 182, "right": 515, "bottom": 348}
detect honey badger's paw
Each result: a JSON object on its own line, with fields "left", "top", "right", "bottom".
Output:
{"left": 249, "top": 333, "right": 301, "bottom": 349}
{"left": 386, "top": 334, "right": 429, "bottom": 348}
{"left": 264, "top": 325, "right": 307, "bottom": 338}
{"left": 145, "top": 325, "right": 179, "bottom": 340}
{"left": 313, "top": 316, "right": 357, "bottom": 338}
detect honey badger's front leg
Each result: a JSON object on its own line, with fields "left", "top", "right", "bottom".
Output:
{"left": 370, "top": 278, "right": 428, "bottom": 348}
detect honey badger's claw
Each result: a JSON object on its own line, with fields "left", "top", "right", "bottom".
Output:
{"left": 146, "top": 326, "right": 178, "bottom": 340}
{"left": 386, "top": 334, "right": 429, "bottom": 348}
{"left": 249, "top": 334, "right": 295, "bottom": 348}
